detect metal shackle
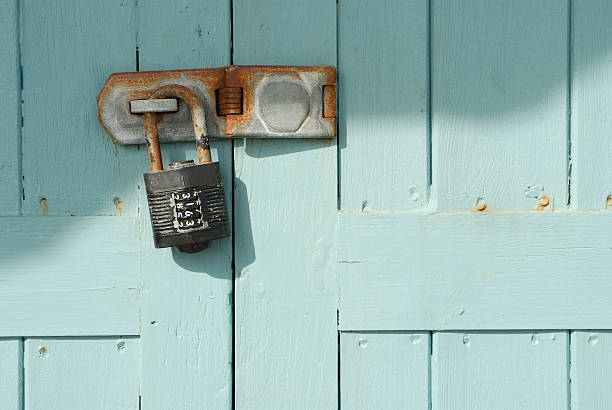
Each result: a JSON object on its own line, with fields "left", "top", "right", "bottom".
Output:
{"left": 142, "top": 84, "right": 212, "bottom": 172}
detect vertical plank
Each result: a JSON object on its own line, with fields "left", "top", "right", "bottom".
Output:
{"left": 0, "top": 0, "right": 21, "bottom": 215}
{"left": 137, "top": 1, "right": 233, "bottom": 409}
{"left": 340, "top": 332, "right": 429, "bottom": 410}
{"left": 233, "top": 0, "right": 337, "bottom": 408}
{"left": 571, "top": 331, "right": 612, "bottom": 409}
{"left": 432, "top": 332, "right": 568, "bottom": 410}
{"left": 0, "top": 339, "right": 22, "bottom": 410}
{"left": 571, "top": 1, "right": 612, "bottom": 210}
{"left": 338, "top": 0, "right": 429, "bottom": 211}
{"left": 20, "top": 0, "right": 141, "bottom": 216}
{"left": 24, "top": 338, "right": 139, "bottom": 410}
{"left": 432, "top": 0, "right": 568, "bottom": 211}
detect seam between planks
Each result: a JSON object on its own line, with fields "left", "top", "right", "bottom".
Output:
{"left": 567, "top": 0, "right": 573, "bottom": 208}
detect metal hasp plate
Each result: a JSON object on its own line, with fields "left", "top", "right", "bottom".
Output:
{"left": 98, "top": 65, "right": 337, "bottom": 144}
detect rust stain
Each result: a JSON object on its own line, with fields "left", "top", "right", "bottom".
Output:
{"left": 143, "top": 112, "right": 163, "bottom": 172}
{"left": 114, "top": 197, "right": 124, "bottom": 216}
{"left": 607, "top": 195, "right": 612, "bottom": 209}
{"left": 216, "top": 87, "right": 242, "bottom": 116}
{"left": 475, "top": 202, "right": 487, "bottom": 212}
{"left": 322, "top": 85, "right": 336, "bottom": 118}
{"left": 40, "top": 197, "right": 48, "bottom": 216}
{"left": 538, "top": 195, "right": 551, "bottom": 210}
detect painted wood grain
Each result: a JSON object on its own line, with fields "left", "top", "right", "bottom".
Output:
{"left": 0, "top": 217, "right": 138, "bottom": 336}
{"left": 137, "top": 1, "right": 233, "bottom": 409}
{"left": 0, "top": 339, "right": 22, "bottom": 410}
{"left": 432, "top": 0, "right": 568, "bottom": 211}
{"left": 0, "top": 0, "right": 21, "bottom": 215}
{"left": 432, "top": 332, "right": 568, "bottom": 410}
{"left": 20, "top": 0, "right": 141, "bottom": 216}
{"left": 340, "top": 332, "right": 429, "bottom": 410}
{"left": 338, "top": 212, "right": 612, "bottom": 330}
{"left": 338, "top": 0, "right": 429, "bottom": 211}
{"left": 24, "top": 337, "right": 139, "bottom": 410}
{"left": 571, "top": 1, "right": 612, "bottom": 210}
{"left": 571, "top": 331, "right": 612, "bottom": 410}
{"left": 233, "top": 0, "right": 338, "bottom": 408}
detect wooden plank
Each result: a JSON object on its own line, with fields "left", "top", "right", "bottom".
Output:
{"left": 0, "top": 0, "right": 21, "bottom": 215}
{"left": 20, "top": 0, "right": 141, "bottom": 216}
{"left": 233, "top": 0, "right": 338, "bottom": 408}
{"left": 338, "top": 212, "right": 612, "bottom": 330}
{"left": 340, "top": 332, "right": 429, "bottom": 410}
{"left": 571, "top": 1, "right": 612, "bottom": 210}
{"left": 0, "top": 339, "right": 22, "bottom": 410}
{"left": 432, "top": 332, "right": 568, "bottom": 410}
{"left": 571, "top": 331, "right": 612, "bottom": 409}
{"left": 432, "top": 0, "right": 568, "bottom": 211}
{"left": 338, "top": 0, "right": 429, "bottom": 211}
{"left": 137, "top": 1, "right": 233, "bottom": 409}
{"left": 24, "top": 337, "right": 139, "bottom": 409}
{"left": 0, "top": 217, "right": 138, "bottom": 336}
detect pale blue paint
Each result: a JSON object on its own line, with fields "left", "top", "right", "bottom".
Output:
{"left": 338, "top": 0, "right": 429, "bottom": 211}
{"left": 571, "top": 0, "right": 612, "bottom": 210}
{"left": 571, "top": 331, "right": 612, "bottom": 409}
{"left": 0, "top": 217, "right": 138, "bottom": 336}
{"left": 0, "top": 0, "right": 20, "bottom": 215}
{"left": 1, "top": 0, "right": 612, "bottom": 408}
{"left": 338, "top": 211, "right": 612, "bottom": 330}
{"left": 24, "top": 337, "right": 140, "bottom": 410}
{"left": 432, "top": 332, "right": 568, "bottom": 410}
{"left": 20, "top": 0, "right": 142, "bottom": 216}
{"left": 432, "top": 0, "right": 569, "bottom": 211}
{"left": 0, "top": 339, "right": 22, "bottom": 410}
{"left": 137, "top": 2, "right": 233, "bottom": 408}
{"left": 340, "top": 332, "right": 430, "bottom": 410}
{"left": 233, "top": 0, "right": 338, "bottom": 408}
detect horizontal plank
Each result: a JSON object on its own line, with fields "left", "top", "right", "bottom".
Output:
{"left": 338, "top": 211, "right": 612, "bottom": 330}
{"left": 0, "top": 217, "right": 139, "bottom": 336}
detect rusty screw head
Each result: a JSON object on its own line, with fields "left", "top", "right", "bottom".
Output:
{"left": 539, "top": 195, "right": 550, "bottom": 208}
{"left": 476, "top": 202, "right": 487, "bottom": 212}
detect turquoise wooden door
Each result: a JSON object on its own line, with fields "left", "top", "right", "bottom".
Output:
{"left": 2, "top": 1, "right": 612, "bottom": 409}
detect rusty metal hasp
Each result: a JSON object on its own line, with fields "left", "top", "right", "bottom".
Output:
{"left": 97, "top": 65, "right": 337, "bottom": 144}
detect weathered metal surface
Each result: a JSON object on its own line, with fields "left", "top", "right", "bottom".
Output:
{"left": 223, "top": 65, "right": 336, "bottom": 138}
{"left": 98, "top": 65, "right": 337, "bottom": 144}
{"left": 130, "top": 98, "right": 178, "bottom": 114}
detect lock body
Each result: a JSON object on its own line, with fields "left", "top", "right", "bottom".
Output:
{"left": 144, "top": 160, "right": 229, "bottom": 252}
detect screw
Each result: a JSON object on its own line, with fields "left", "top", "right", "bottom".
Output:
{"left": 539, "top": 195, "right": 550, "bottom": 208}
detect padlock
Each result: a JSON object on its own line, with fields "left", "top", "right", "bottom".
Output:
{"left": 141, "top": 84, "right": 229, "bottom": 253}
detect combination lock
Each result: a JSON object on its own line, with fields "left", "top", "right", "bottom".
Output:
{"left": 141, "top": 84, "right": 229, "bottom": 253}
